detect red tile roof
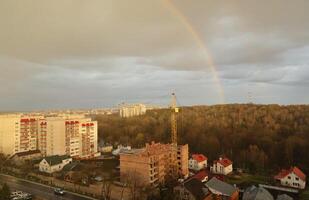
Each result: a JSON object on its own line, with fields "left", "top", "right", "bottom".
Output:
{"left": 214, "top": 157, "right": 232, "bottom": 167}
{"left": 193, "top": 170, "right": 208, "bottom": 181}
{"left": 275, "top": 166, "right": 306, "bottom": 182}
{"left": 192, "top": 154, "right": 207, "bottom": 162}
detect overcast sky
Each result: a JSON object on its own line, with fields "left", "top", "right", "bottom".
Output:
{"left": 0, "top": 0, "right": 308, "bottom": 111}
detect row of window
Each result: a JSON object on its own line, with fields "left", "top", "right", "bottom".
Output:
{"left": 287, "top": 176, "right": 300, "bottom": 181}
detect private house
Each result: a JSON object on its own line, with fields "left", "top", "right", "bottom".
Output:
{"left": 174, "top": 178, "right": 212, "bottom": 200}
{"left": 39, "top": 155, "right": 72, "bottom": 174}
{"left": 211, "top": 157, "right": 233, "bottom": 175}
{"left": 242, "top": 185, "right": 274, "bottom": 200}
{"left": 205, "top": 177, "right": 239, "bottom": 200}
{"left": 189, "top": 154, "right": 208, "bottom": 171}
{"left": 193, "top": 170, "right": 209, "bottom": 183}
{"left": 274, "top": 166, "right": 306, "bottom": 189}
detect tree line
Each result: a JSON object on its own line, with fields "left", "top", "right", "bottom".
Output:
{"left": 94, "top": 104, "right": 309, "bottom": 175}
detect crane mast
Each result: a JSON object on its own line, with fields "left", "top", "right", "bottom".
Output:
{"left": 171, "top": 93, "right": 178, "bottom": 145}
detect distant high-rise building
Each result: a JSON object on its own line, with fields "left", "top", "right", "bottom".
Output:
{"left": 0, "top": 114, "right": 99, "bottom": 159}
{"left": 119, "top": 104, "right": 147, "bottom": 118}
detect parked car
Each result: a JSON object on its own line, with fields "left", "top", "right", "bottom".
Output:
{"left": 54, "top": 188, "right": 65, "bottom": 195}
{"left": 94, "top": 176, "right": 103, "bottom": 182}
{"left": 10, "top": 190, "right": 32, "bottom": 200}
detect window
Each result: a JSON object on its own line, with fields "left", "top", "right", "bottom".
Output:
{"left": 296, "top": 177, "right": 299, "bottom": 181}
{"left": 288, "top": 176, "right": 291, "bottom": 179}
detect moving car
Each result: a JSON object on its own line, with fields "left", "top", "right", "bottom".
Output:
{"left": 54, "top": 188, "right": 65, "bottom": 195}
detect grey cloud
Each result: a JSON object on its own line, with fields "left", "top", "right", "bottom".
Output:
{"left": 0, "top": 0, "right": 308, "bottom": 110}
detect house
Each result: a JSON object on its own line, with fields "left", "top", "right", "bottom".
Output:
{"left": 100, "top": 145, "right": 113, "bottom": 153}
{"left": 211, "top": 157, "right": 233, "bottom": 175}
{"left": 242, "top": 185, "right": 274, "bottom": 200}
{"left": 193, "top": 170, "right": 209, "bottom": 183}
{"left": 189, "top": 154, "right": 208, "bottom": 171}
{"left": 274, "top": 166, "right": 306, "bottom": 189}
{"left": 205, "top": 177, "right": 239, "bottom": 200}
{"left": 62, "top": 162, "right": 83, "bottom": 182}
{"left": 10, "top": 150, "right": 42, "bottom": 166}
{"left": 39, "top": 155, "right": 72, "bottom": 174}
{"left": 276, "top": 194, "right": 293, "bottom": 200}
{"left": 174, "top": 178, "right": 212, "bottom": 200}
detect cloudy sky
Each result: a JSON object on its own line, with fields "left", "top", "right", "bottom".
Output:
{"left": 0, "top": 0, "right": 308, "bottom": 111}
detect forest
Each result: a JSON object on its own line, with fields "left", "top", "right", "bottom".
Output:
{"left": 95, "top": 104, "right": 309, "bottom": 175}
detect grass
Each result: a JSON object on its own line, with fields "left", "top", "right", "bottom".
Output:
{"left": 300, "top": 188, "right": 309, "bottom": 200}
{"left": 225, "top": 173, "right": 270, "bottom": 187}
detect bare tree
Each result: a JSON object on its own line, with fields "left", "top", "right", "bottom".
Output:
{"left": 0, "top": 154, "right": 9, "bottom": 173}
{"left": 100, "top": 178, "right": 112, "bottom": 200}
{"left": 124, "top": 170, "right": 144, "bottom": 200}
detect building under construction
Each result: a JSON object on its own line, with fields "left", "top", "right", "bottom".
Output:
{"left": 119, "top": 93, "right": 189, "bottom": 186}
{"left": 120, "top": 142, "right": 189, "bottom": 186}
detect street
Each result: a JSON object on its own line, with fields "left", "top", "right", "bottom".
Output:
{"left": 0, "top": 174, "right": 97, "bottom": 200}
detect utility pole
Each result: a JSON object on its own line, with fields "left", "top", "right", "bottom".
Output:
{"left": 171, "top": 93, "right": 178, "bottom": 145}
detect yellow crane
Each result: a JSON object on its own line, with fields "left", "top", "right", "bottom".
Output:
{"left": 171, "top": 93, "right": 179, "bottom": 145}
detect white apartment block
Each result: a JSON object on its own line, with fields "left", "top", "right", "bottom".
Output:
{"left": 119, "top": 104, "right": 146, "bottom": 118}
{"left": 0, "top": 114, "right": 44, "bottom": 156}
{"left": 0, "top": 114, "right": 98, "bottom": 159}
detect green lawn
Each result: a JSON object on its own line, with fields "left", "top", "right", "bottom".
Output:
{"left": 300, "top": 188, "right": 309, "bottom": 200}
{"left": 225, "top": 173, "right": 270, "bottom": 187}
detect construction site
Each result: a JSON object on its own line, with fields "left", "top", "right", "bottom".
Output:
{"left": 119, "top": 93, "right": 189, "bottom": 187}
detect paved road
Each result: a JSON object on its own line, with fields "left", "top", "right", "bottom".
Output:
{"left": 0, "top": 174, "right": 97, "bottom": 200}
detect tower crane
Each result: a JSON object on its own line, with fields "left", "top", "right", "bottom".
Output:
{"left": 171, "top": 93, "right": 179, "bottom": 145}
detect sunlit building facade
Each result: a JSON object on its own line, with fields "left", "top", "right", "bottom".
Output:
{"left": 0, "top": 114, "right": 98, "bottom": 159}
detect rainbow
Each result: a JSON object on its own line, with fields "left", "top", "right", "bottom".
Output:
{"left": 162, "top": 0, "right": 225, "bottom": 103}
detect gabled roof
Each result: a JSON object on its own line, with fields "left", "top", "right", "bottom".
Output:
{"left": 276, "top": 194, "right": 293, "bottom": 200}
{"left": 184, "top": 178, "right": 209, "bottom": 200}
{"left": 192, "top": 154, "right": 207, "bottom": 162}
{"left": 205, "top": 177, "right": 237, "bottom": 197}
{"left": 243, "top": 185, "right": 274, "bottom": 200}
{"left": 62, "top": 162, "right": 79, "bottom": 172}
{"left": 275, "top": 167, "right": 306, "bottom": 182}
{"left": 42, "top": 155, "right": 71, "bottom": 166}
{"left": 193, "top": 170, "right": 208, "bottom": 182}
{"left": 214, "top": 157, "right": 232, "bottom": 167}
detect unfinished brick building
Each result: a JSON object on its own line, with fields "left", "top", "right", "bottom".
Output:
{"left": 120, "top": 142, "right": 189, "bottom": 187}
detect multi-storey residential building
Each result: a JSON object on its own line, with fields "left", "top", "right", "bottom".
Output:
{"left": 120, "top": 142, "right": 189, "bottom": 187}
{"left": 0, "top": 114, "right": 98, "bottom": 159}
{"left": 0, "top": 114, "right": 21, "bottom": 156}
{"left": 38, "top": 115, "right": 98, "bottom": 159}
{"left": 119, "top": 104, "right": 147, "bottom": 118}
{"left": 0, "top": 114, "right": 44, "bottom": 156}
